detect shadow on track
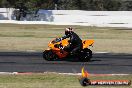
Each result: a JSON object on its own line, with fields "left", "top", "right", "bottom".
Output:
{"left": 0, "top": 52, "right": 132, "bottom": 62}
{"left": 52, "top": 56, "right": 102, "bottom": 62}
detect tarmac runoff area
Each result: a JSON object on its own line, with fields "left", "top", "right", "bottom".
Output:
{"left": 0, "top": 52, "right": 131, "bottom": 74}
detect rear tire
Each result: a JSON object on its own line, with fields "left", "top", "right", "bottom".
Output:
{"left": 43, "top": 50, "right": 58, "bottom": 61}
{"left": 79, "top": 48, "right": 92, "bottom": 62}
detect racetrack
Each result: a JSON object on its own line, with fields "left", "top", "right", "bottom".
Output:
{"left": 0, "top": 52, "right": 131, "bottom": 74}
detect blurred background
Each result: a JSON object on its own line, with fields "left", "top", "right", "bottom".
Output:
{"left": 0, "top": 0, "right": 132, "bottom": 21}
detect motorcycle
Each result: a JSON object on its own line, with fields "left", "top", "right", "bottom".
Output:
{"left": 43, "top": 37, "right": 94, "bottom": 61}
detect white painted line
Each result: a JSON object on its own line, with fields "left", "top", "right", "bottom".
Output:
{"left": 58, "top": 73, "right": 81, "bottom": 76}
{"left": 95, "top": 52, "right": 109, "bottom": 54}
{"left": 58, "top": 73, "right": 130, "bottom": 76}
{"left": 0, "top": 72, "right": 130, "bottom": 76}
{"left": 26, "top": 50, "right": 37, "bottom": 52}
{"left": 111, "top": 74, "right": 130, "bottom": 76}
{"left": 0, "top": 72, "right": 18, "bottom": 75}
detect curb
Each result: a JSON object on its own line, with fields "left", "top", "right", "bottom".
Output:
{"left": 0, "top": 72, "right": 130, "bottom": 76}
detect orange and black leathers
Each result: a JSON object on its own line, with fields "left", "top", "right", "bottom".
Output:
{"left": 61, "top": 31, "right": 83, "bottom": 55}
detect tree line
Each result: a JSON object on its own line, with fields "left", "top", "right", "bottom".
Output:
{"left": 0, "top": 0, "right": 132, "bottom": 11}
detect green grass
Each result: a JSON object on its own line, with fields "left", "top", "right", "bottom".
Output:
{"left": 0, "top": 24, "right": 132, "bottom": 53}
{"left": 0, "top": 73, "right": 131, "bottom": 88}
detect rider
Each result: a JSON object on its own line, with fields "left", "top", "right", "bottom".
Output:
{"left": 61, "top": 27, "right": 82, "bottom": 55}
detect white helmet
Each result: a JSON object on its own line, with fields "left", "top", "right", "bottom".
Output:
{"left": 65, "top": 27, "right": 73, "bottom": 35}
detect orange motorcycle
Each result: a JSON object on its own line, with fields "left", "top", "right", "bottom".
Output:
{"left": 43, "top": 37, "right": 94, "bottom": 61}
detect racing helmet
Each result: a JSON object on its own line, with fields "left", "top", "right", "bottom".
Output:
{"left": 65, "top": 27, "right": 73, "bottom": 35}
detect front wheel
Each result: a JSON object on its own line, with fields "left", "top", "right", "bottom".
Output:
{"left": 79, "top": 48, "right": 92, "bottom": 62}
{"left": 43, "top": 50, "right": 58, "bottom": 61}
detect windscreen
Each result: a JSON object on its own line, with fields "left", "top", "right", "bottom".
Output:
{"left": 51, "top": 38, "right": 61, "bottom": 44}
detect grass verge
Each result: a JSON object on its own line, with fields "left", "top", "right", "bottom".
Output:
{"left": 0, "top": 73, "right": 131, "bottom": 88}
{"left": 0, "top": 24, "right": 132, "bottom": 53}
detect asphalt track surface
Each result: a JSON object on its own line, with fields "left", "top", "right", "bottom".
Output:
{"left": 0, "top": 52, "right": 132, "bottom": 74}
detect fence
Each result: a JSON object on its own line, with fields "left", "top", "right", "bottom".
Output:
{"left": 0, "top": 8, "right": 132, "bottom": 28}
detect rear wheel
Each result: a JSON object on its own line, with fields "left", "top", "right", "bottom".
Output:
{"left": 43, "top": 50, "right": 58, "bottom": 61}
{"left": 79, "top": 48, "right": 92, "bottom": 62}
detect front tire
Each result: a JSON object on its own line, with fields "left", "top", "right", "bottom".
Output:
{"left": 43, "top": 50, "right": 58, "bottom": 61}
